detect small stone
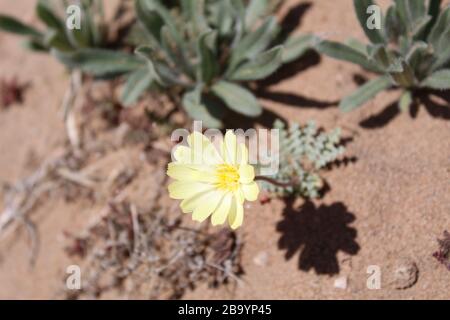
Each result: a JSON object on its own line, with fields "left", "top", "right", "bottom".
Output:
{"left": 253, "top": 251, "right": 269, "bottom": 267}
{"left": 393, "top": 258, "right": 419, "bottom": 290}
{"left": 334, "top": 276, "right": 347, "bottom": 290}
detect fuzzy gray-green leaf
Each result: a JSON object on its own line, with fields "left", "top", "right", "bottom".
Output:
{"left": 316, "top": 39, "right": 381, "bottom": 73}
{"left": 282, "top": 34, "right": 313, "bottom": 63}
{"left": 135, "top": 0, "right": 164, "bottom": 44}
{"left": 212, "top": 81, "right": 262, "bottom": 117}
{"left": 353, "top": 0, "right": 386, "bottom": 44}
{"left": 22, "top": 39, "right": 47, "bottom": 52}
{"left": 0, "top": 14, "right": 43, "bottom": 37}
{"left": 36, "top": 1, "right": 65, "bottom": 32}
{"left": 121, "top": 68, "right": 153, "bottom": 106}
{"left": 215, "top": 0, "right": 235, "bottom": 36}
{"left": 339, "top": 75, "right": 392, "bottom": 112}
{"left": 182, "top": 85, "right": 224, "bottom": 128}
{"left": 192, "top": 0, "right": 209, "bottom": 33}
{"left": 54, "top": 48, "right": 143, "bottom": 77}
{"left": 228, "top": 17, "right": 279, "bottom": 71}
{"left": 345, "top": 38, "right": 368, "bottom": 55}
{"left": 229, "top": 45, "right": 283, "bottom": 81}
{"left": 245, "top": 0, "right": 269, "bottom": 29}
{"left": 394, "top": 0, "right": 426, "bottom": 33}
{"left": 368, "top": 44, "right": 392, "bottom": 70}
{"left": 431, "top": 39, "right": 450, "bottom": 71}
{"left": 428, "top": 6, "right": 450, "bottom": 49}
{"left": 160, "top": 26, "right": 194, "bottom": 79}
{"left": 399, "top": 90, "right": 413, "bottom": 112}
{"left": 384, "top": 5, "right": 406, "bottom": 41}
{"left": 135, "top": 46, "right": 186, "bottom": 87}
{"left": 423, "top": 0, "right": 442, "bottom": 38}
{"left": 388, "top": 59, "right": 417, "bottom": 87}
{"left": 421, "top": 69, "right": 450, "bottom": 89}
{"left": 45, "top": 30, "right": 73, "bottom": 52}
{"left": 198, "top": 31, "right": 219, "bottom": 83}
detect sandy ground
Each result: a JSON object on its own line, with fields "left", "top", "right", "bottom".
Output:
{"left": 0, "top": 0, "right": 449, "bottom": 299}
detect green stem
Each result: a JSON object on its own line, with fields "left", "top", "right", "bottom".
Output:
{"left": 254, "top": 176, "right": 297, "bottom": 188}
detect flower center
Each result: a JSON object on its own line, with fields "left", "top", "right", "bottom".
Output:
{"left": 215, "top": 164, "right": 240, "bottom": 192}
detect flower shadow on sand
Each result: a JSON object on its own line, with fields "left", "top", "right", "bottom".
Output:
{"left": 276, "top": 199, "right": 360, "bottom": 275}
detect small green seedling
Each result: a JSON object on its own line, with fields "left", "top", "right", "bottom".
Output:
{"left": 260, "top": 120, "right": 345, "bottom": 198}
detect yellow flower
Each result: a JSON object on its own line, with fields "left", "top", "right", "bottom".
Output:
{"left": 167, "top": 131, "right": 259, "bottom": 229}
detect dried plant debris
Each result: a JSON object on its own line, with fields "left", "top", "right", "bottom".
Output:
{"left": 0, "top": 149, "right": 89, "bottom": 265}
{"left": 433, "top": 230, "right": 450, "bottom": 271}
{"left": 0, "top": 77, "right": 26, "bottom": 108}
{"left": 63, "top": 197, "right": 243, "bottom": 300}
{"left": 79, "top": 79, "right": 176, "bottom": 147}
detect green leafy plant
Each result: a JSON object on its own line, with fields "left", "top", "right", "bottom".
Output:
{"left": 0, "top": 1, "right": 148, "bottom": 98}
{"left": 0, "top": 0, "right": 106, "bottom": 56}
{"left": 126, "top": 0, "right": 313, "bottom": 127}
{"left": 315, "top": 0, "right": 450, "bottom": 112}
{"left": 0, "top": 0, "right": 148, "bottom": 84}
{"left": 259, "top": 120, "right": 345, "bottom": 198}
{"left": 0, "top": 0, "right": 313, "bottom": 127}
{"left": 0, "top": 0, "right": 147, "bottom": 80}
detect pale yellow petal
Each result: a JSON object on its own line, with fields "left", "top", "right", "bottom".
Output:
{"left": 211, "top": 192, "right": 233, "bottom": 226}
{"left": 238, "top": 143, "right": 248, "bottom": 165}
{"left": 228, "top": 196, "right": 244, "bottom": 229}
{"left": 224, "top": 130, "right": 237, "bottom": 164}
{"left": 173, "top": 145, "right": 192, "bottom": 163}
{"left": 241, "top": 181, "right": 259, "bottom": 201}
{"left": 167, "top": 163, "right": 216, "bottom": 183}
{"left": 180, "top": 189, "right": 215, "bottom": 213}
{"left": 203, "top": 142, "right": 223, "bottom": 165}
{"left": 186, "top": 132, "right": 212, "bottom": 164}
{"left": 238, "top": 164, "right": 255, "bottom": 184}
{"left": 168, "top": 181, "right": 212, "bottom": 200}
{"left": 187, "top": 131, "right": 210, "bottom": 148}
{"left": 192, "top": 190, "right": 224, "bottom": 222}
{"left": 235, "top": 188, "right": 245, "bottom": 204}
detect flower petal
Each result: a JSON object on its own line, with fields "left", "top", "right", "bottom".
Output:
{"left": 242, "top": 181, "right": 259, "bottom": 201}
{"left": 181, "top": 189, "right": 216, "bottom": 213}
{"left": 192, "top": 190, "right": 224, "bottom": 222}
{"left": 187, "top": 131, "right": 210, "bottom": 148}
{"left": 211, "top": 192, "right": 233, "bottom": 226}
{"left": 173, "top": 145, "right": 191, "bottom": 163}
{"left": 168, "top": 181, "right": 212, "bottom": 200}
{"left": 228, "top": 196, "right": 244, "bottom": 229}
{"left": 167, "top": 163, "right": 216, "bottom": 183}
{"left": 238, "top": 143, "right": 248, "bottom": 165}
{"left": 203, "top": 142, "right": 223, "bottom": 165}
{"left": 223, "top": 130, "right": 237, "bottom": 164}
{"left": 235, "top": 188, "right": 245, "bottom": 204}
{"left": 186, "top": 131, "right": 211, "bottom": 165}
{"left": 239, "top": 164, "right": 255, "bottom": 184}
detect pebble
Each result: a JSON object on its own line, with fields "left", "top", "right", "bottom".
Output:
{"left": 334, "top": 276, "right": 348, "bottom": 290}
{"left": 253, "top": 251, "right": 269, "bottom": 267}
{"left": 393, "top": 258, "right": 419, "bottom": 290}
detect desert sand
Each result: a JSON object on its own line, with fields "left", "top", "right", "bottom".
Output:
{"left": 0, "top": 0, "right": 449, "bottom": 299}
